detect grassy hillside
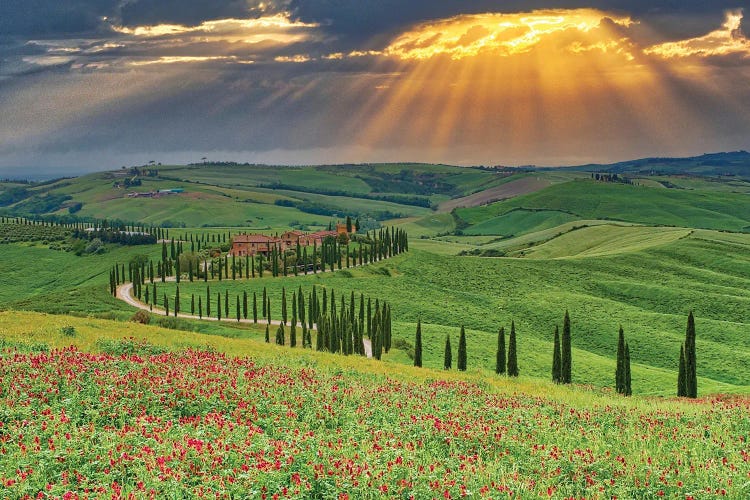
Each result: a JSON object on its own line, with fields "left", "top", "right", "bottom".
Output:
{"left": 0, "top": 163, "right": 520, "bottom": 227}
{"left": 118, "top": 226, "right": 750, "bottom": 395}
{"left": 0, "top": 312, "right": 747, "bottom": 497}
{"left": 457, "top": 179, "right": 750, "bottom": 235}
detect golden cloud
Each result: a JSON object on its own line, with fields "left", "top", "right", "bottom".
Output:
{"left": 129, "top": 56, "right": 251, "bottom": 66}
{"left": 112, "top": 13, "right": 318, "bottom": 44}
{"left": 380, "top": 9, "right": 634, "bottom": 60}
{"left": 645, "top": 10, "right": 749, "bottom": 58}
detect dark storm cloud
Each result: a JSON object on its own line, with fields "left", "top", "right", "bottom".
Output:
{"left": 2, "top": 1, "right": 744, "bottom": 38}
{"left": 287, "top": 0, "right": 745, "bottom": 41}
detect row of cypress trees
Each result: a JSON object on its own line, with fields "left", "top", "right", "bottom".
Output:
{"left": 412, "top": 311, "right": 698, "bottom": 398}
{"left": 413, "top": 321, "right": 519, "bottom": 377}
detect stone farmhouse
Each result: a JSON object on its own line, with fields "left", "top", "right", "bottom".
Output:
{"left": 229, "top": 223, "right": 352, "bottom": 257}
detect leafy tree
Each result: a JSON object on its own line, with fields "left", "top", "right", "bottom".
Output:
{"left": 496, "top": 327, "right": 506, "bottom": 375}
{"left": 507, "top": 321, "right": 519, "bottom": 377}
{"left": 443, "top": 335, "right": 452, "bottom": 370}
{"left": 414, "top": 319, "right": 422, "bottom": 368}
{"left": 552, "top": 325, "right": 562, "bottom": 384}
{"left": 561, "top": 311, "right": 572, "bottom": 384}
{"left": 457, "top": 326, "right": 467, "bottom": 371}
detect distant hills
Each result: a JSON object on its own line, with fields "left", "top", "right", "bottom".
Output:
{"left": 553, "top": 151, "right": 750, "bottom": 178}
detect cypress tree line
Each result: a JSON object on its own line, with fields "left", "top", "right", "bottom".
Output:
{"left": 552, "top": 325, "right": 562, "bottom": 384}
{"left": 443, "top": 335, "right": 452, "bottom": 370}
{"left": 507, "top": 321, "right": 518, "bottom": 377}
{"left": 561, "top": 311, "right": 572, "bottom": 384}
{"left": 457, "top": 326, "right": 467, "bottom": 371}
{"left": 496, "top": 327, "right": 506, "bottom": 375}
{"left": 414, "top": 319, "right": 422, "bottom": 368}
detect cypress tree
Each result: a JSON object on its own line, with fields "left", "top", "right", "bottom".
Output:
{"left": 615, "top": 326, "right": 626, "bottom": 394}
{"left": 206, "top": 286, "right": 211, "bottom": 317}
{"left": 265, "top": 324, "right": 270, "bottom": 343}
{"left": 414, "top": 319, "right": 422, "bottom": 367}
{"left": 443, "top": 335, "right": 452, "bottom": 370}
{"left": 243, "top": 291, "right": 248, "bottom": 319}
{"left": 191, "top": 294, "right": 195, "bottom": 316}
{"left": 164, "top": 293, "right": 169, "bottom": 316}
{"left": 282, "top": 287, "right": 288, "bottom": 325}
{"left": 217, "top": 292, "right": 221, "bottom": 321}
{"left": 236, "top": 295, "right": 241, "bottom": 322}
{"left": 276, "top": 324, "right": 285, "bottom": 346}
{"left": 561, "top": 311, "right": 572, "bottom": 384}
{"left": 496, "top": 327, "right": 506, "bottom": 375}
{"left": 253, "top": 292, "right": 258, "bottom": 323}
{"left": 198, "top": 296, "right": 202, "bottom": 319}
{"left": 457, "top": 326, "right": 467, "bottom": 371}
{"left": 552, "top": 325, "right": 562, "bottom": 384}
{"left": 507, "top": 321, "right": 519, "bottom": 377}
{"left": 290, "top": 314, "right": 297, "bottom": 348}
{"left": 174, "top": 286, "right": 180, "bottom": 316}
{"left": 262, "top": 287, "right": 267, "bottom": 317}
{"left": 224, "top": 290, "right": 229, "bottom": 318}
{"left": 624, "top": 343, "right": 632, "bottom": 396}
{"left": 677, "top": 345, "right": 687, "bottom": 397}
{"left": 685, "top": 312, "right": 697, "bottom": 398}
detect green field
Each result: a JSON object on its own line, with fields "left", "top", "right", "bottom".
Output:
{"left": 2, "top": 164, "right": 750, "bottom": 398}
{"left": 457, "top": 179, "right": 750, "bottom": 234}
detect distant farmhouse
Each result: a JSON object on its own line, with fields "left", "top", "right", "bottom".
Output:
{"left": 230, "top": 223, "right": 351, "bottom": 257}
{"left": 127, "top": 188, "right": 185, "bottom": 199}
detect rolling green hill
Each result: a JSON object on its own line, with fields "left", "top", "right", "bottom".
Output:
{"left": 456, "top": 179, "right": 750, "bottom": 235}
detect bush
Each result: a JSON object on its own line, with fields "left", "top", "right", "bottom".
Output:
{"left": 130, "top": 310, "right": 151, "bottom": 325}
{"left": 60, "top": 325, "right": 76, "bottom": 337}
{"left": 393, "top": 338, "right": 415, "bottom": 360}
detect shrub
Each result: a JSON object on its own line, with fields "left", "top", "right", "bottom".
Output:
{"left": 130, "top": 310, "right": 151, "bottom": 325}
{"left": 60, "top": 325, "right": 76, "bottom": 337}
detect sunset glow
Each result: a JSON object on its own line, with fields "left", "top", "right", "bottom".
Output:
{"left": 1, "top": 4, "right": 748, "bottom": 168}
{"left": 382, "top": 10, "right": 634, "bottom": 61}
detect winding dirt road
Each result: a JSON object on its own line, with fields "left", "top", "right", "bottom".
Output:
{"left": 116, "top": 282, "right": 372, "bottom": 357}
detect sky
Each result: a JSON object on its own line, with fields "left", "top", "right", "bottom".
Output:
{"left": 1, "top": 1, "right": 749, "bottom": 175}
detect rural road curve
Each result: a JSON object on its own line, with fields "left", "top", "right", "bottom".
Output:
{"left": 116, "top": 282, "right": 373, "bottom": 358}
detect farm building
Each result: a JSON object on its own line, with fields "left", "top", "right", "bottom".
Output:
{"left": 229, "top": 224, "right": 352, "bottom": 257}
